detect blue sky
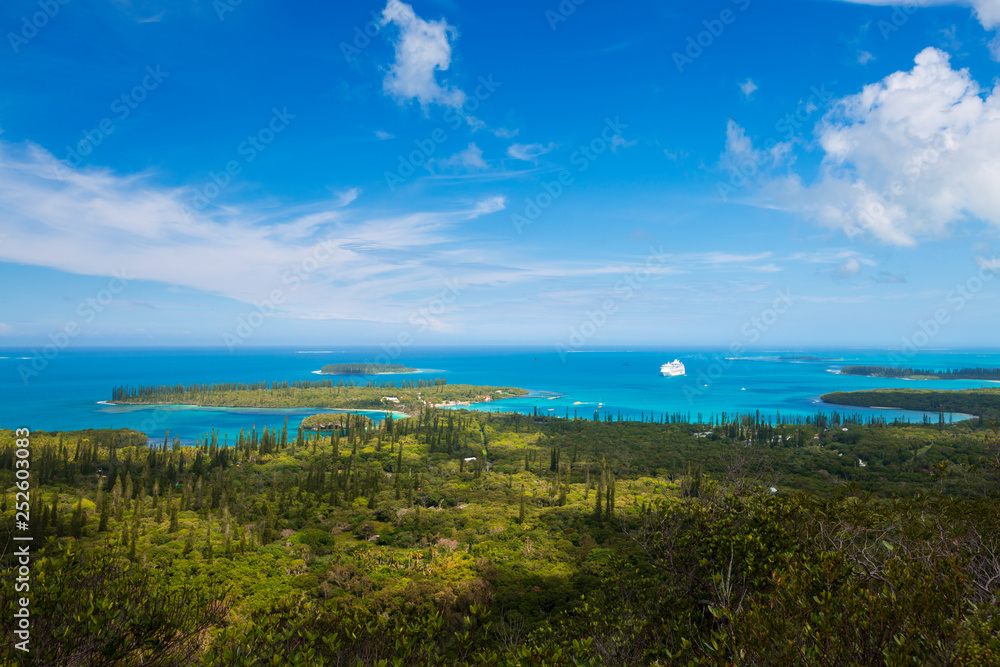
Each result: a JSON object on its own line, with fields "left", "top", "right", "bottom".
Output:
{"left": 1, "top": 0, "right": 999, "bottom": 350}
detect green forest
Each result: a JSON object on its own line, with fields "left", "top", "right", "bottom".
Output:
{"left": 318, "top": 364, "right": 418, "bottom": 375}
{"left": 2, "top": 397, "right": 1000, "bottom": 664}
{"left": 839, "top": 365, "right": 1000, "bottom": 381}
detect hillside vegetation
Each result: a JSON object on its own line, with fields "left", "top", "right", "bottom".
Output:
{"left": 2, "top": 409, "right": 1000, "bottom": 664}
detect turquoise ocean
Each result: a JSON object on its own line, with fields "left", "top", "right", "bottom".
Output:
{"left": 2, "top": 347, "right": 999, "bottom": 445}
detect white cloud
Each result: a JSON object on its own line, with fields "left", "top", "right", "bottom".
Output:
{"left": 839, "top": 0, "right": 1000, "bottom": 57}
{"left": 858, "top": 50, "right": 875, "bottom": 64}
{"left": 332, "top": 188, "right": 361, "bottom": 207}
{"left": 470, "top": 196, "right": 506, "bottom": 217}
{"left": 726, "top": 48, "right": 1000, "bottom": 246}
{"left": 379, "top": 0, "right": 466, "bottom": 108}
{"left": 0, "top": 323, "right": 12, "bottom": 335}
{"left": 493, "top": 127, "right": 519, "bottom": 139}
{"left": 506, "top": 142, "right": 555, "bottom": 161}
{"left": 739, "top": 78, "right": 758, "bottom": 98}
{"left": 374, "top": 130, "right": 395, "bottom": 140}
{"left": 432, "top": 143, "right": 488, "bottom": 171}
{"left": 839, "top": 256, "right": 862, "bottom": 276}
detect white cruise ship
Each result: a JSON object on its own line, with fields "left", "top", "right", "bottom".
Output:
{"left": 660, "top": 359, "right": 685, "bottom": 377}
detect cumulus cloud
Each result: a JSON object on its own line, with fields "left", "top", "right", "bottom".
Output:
{"left": 739, "top": 78, "right": 758, "bottom": 98}
{"left": 506, "top": 142, "right": 555, "bottom": 161}
{"left": 380, "top": 0, "right": 465, "bottom": 108}
{"left": 726, "top": 47, "right": 1000, "bottom": 246}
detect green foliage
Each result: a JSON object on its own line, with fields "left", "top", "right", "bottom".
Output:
{"left": 0, "top": 541, "right": 226, "bottom": 665}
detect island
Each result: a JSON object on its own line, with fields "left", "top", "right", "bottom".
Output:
{"left": 821, "top": 387, "right": 1000, "bottom": 422}
{"left": 318, "top": 363, "right": 419, "bottom": 375}
{"left": 108, "top": 378, "right": 529, "bottom": 415}
{"left": 299, "top": 412, "right": 374, "bottom": 430}
{"left": 838, "top": 365, "right": 1000, "bottom": 381}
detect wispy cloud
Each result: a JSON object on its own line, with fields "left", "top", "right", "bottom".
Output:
{"left": 0, "top": 140, "right": 500, "bottom": 321}
{"left": 506, "top": 142, "right": 555, "bottom": 161}
{"left": 374, "top": 130, "right": 396, "bottom": 140}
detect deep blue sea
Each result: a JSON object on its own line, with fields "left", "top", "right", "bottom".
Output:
{"left": 2, "top": 347, "right": 999, "bottom": 445}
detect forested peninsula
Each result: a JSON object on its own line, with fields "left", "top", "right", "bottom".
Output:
{"left": 108, "top": 379, "right": 528, "bottom": 414}
{"left": 839, "top": 365, "right": 1000, "bottom": 380}
{"left": 821, "top": 387, "right": 1000, "bottom": 422}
